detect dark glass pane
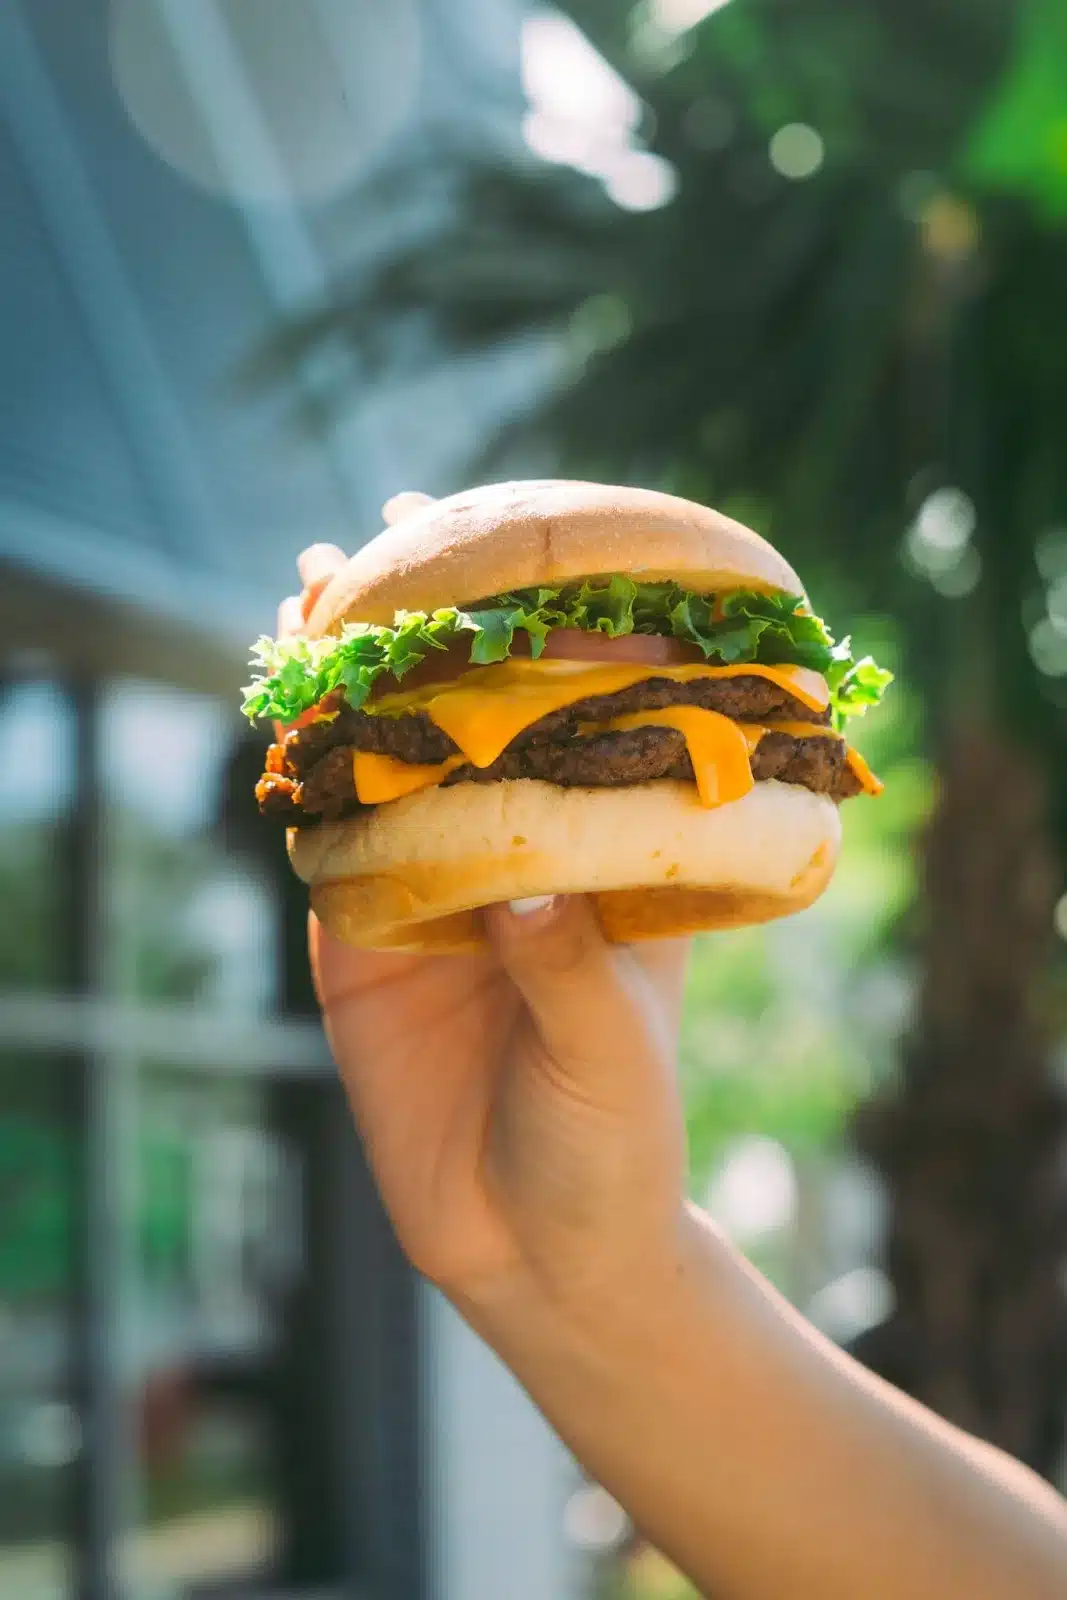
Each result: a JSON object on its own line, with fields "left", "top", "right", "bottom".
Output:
{"left": 0, "top": 680, "right": 76, "bottom": 992}
{"left": 126, "top": 1067, "right": 303, "bottom": 1596}
{"left": 101, "top": 682, "right": 279, "bottom": 1013}
{"left": 0, "top": 1050, "right": 78, "bottom": 1600}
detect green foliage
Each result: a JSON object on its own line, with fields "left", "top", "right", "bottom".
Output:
{"left": 260, "top": 0, "right": 1067, "bottom": 770}
{"left": 682, "top": 812, "right": 931, "bottom": 1180}
{"left": 242, "top": 580, "right": 890, "bottom": 726}
{"left": 248, "top": 0, "right": 1067, "bottom": 1194}
{"left": 681, "top": 660, "right": 932, "bottom": 1183}
{"left": 0, "top": 824, "right": 71, "bottom": 990}
{"left": 0, "top": 1113, "right": 73, "bottom": 1299}
{"left": 964, "top": 0, "right": 1067, "bottom": 218}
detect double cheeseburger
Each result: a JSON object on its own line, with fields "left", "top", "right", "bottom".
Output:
{"left": 244, "top": 481, "right": 890, "bottom": 951}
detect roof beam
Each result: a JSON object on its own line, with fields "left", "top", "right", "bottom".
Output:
{"left": 0, "top": 1, "right": 226, "bottom": 562}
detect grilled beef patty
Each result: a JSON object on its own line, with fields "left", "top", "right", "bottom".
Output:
{"left": 255, "top": 673, "right": 852, "bottom": 825}
{"left": 257, "top": 724, "right": 860, "bottom": 825}
{"left": 278, "top": 673, "right": 831, "bottom": 777}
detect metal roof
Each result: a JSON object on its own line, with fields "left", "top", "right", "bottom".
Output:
{"left": 0, "top": 0, "right": 530, "bottom": 686}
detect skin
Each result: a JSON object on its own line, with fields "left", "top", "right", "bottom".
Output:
{"left": 277, "top": 543, "right": 1067, "bottom": 1599}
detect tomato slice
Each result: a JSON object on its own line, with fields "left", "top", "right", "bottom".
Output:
{"left": 538, "top": 629, "right": 702, "bottom": 665}
{"left": 365, "top": 627, "right": 702, "bottom": 700}
{"left": 275, "top": 694, "right": 342, "bottom": 741}
{"left": 277, "top": 626, "right": 704, "bottom": 730}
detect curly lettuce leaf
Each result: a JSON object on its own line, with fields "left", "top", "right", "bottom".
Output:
{"left": 241, "top": 578, "right": 892, "bottom": 728}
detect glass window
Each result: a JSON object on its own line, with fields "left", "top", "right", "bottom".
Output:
{"left": 122, "top": 1066, "right": 304, "bottom": 1598}
{"left": 101, "top": 681, "right": 279, "bottom": 1014}
{"left": 0, "top": 1050, "right": 79, "bottom": 1600}
{"left": 1, "top": 669, "right": 407, "bottom": 1597}
{"left": 0, "top": 679, "right": 76, "bottom": 992}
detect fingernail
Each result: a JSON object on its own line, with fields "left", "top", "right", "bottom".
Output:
{"left": 508, "top": 895, "right": 556, "bottom": 917}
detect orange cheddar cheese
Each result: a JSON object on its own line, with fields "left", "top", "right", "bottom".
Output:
{"left": 371, "top": 657, "right": 830, "bottom": 770}
{"left": 600, "top": 707, "right": 755, "bottom": 808}
{"left": 352, "top": 663, "right": 881, "bottom": 806}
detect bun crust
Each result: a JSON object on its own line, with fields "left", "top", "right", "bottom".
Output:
{"left": 307, "top": 480, "right": 804, "bottom": 633}
{"left": 289, "top": 779, "right": 840, "bottom": 953}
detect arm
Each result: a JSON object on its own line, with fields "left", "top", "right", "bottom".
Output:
{"left": 285, "top": 542, "right": 1067, "bottom": 1600}
{"left": 463, "top": 1203, "right": 1067, "bottom": 1600}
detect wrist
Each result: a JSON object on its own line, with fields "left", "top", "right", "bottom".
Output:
{"left": 452, "top": 1200, "right": 724, "bottom": 1388}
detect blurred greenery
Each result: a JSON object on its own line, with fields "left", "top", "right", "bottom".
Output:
{"left": 263, "top": 0, "right": 1067, "bottom": 1479}
{"left": 682, "top": 670, "right": 929, "bottom": 1182}
{"left": 0, "top": 825, "right": 71, "bottom": 991}
{"left": 109, "top": 811, "right": 218, "bottom": 1003}
{"left": 965, "top": 0, "right": 1067, "bottom": 217}
{"left": 0, "top": 1056, "right": 74, "bottom": 1302}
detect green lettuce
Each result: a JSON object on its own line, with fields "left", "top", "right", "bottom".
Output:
{"left": 241, "top": 578, "right": 892, "bottom": 729}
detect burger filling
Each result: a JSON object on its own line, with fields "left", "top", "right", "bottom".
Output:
{"left": 242, "top": 577, "right": 891, "bottom": 825}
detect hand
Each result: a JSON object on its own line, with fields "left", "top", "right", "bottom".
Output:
{"left": 272, "top": 541, "right": 1067, "bottom": 1600}
{"left": 280, "top": 544, "right": 692, "bottom": 1313}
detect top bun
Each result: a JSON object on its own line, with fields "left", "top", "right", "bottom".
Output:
{"left": 307, "top": 480, "right": 804, "bottom": 634}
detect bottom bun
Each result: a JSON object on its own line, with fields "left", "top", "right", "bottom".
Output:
{"left": 288, "top": 778, "right": 841, "bottom": 953}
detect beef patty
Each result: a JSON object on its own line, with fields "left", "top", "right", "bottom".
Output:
{"left": 280, "top": 672, "right": 831, "bottom": 776}
{"left": 257, "top": 723, "right": 860, "bottom": 825}
{"left": 255, "top": 673, "right": 851, "bottom": 825}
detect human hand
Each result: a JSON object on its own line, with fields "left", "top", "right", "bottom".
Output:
{"left": 279, "top": 539, "right": 692, "bottom": 1317}
{"left": 269, "top": 538, "right": 1067, "bottom": 1600}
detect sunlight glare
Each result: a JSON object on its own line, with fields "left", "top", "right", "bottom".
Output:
{"left": 648, "top": 0, "right": 734, "bottom": 38}
{"left": 521, "top": 9, "right": 677, "bottom": 211}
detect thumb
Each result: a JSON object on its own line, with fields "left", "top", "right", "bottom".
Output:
{"left": 484, "top": 895, "right": 675, "bottom": 1096}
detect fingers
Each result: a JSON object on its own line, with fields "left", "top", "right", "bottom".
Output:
{"left": 308, "top": 910, "right": 416, "bottom": 1012}
{"left": 382, "top": 491, "right": 435, "bottom": 526}
{"left": 277, "top": 594, "right": 306, "bottom": 639}
{"left": 297, "top": 542, "right": 347, "bottom": 591}
{"left": 629, "top": 937, "right": 692, "bottom": 1038}
{"left": 484, "top": 895, "right": 674, "bottom": 1096}
{"left": 296, "top": 542, "right": 347, "bottom": 619}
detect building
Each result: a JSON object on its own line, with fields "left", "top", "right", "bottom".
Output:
{"left": 0, "top": 4, "right": 581, "bottom": 1597}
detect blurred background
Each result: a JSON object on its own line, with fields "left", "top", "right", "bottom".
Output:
{"left": 1, "top": 1, "right": 1066, "bottom": 1597}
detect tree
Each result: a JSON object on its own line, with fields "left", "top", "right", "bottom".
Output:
{"left": 264, "top": 0, "right": 1067, "bottom": 1474}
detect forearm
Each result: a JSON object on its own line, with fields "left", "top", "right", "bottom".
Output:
{"left": 462, "top": 1204, "right": 1067, "bottom": 1600}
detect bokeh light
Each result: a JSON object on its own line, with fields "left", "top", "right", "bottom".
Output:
{"left": 604, "top": 149, "right": 678, "bottom": 211}
{"left": 1029, "top": 618, "right": 1067, "bottom": 677}
{"left": 109, "top": 0, "right": 421, "bottom": 204}
{"left": 522, "top": 9, "right": 677, "bottom": 211}
{"left": 903, "top": 487, "right": 982, "bottom": 596}
{"left": 1035, "top": 527, "right": 1067, "bottom": 583}
{"left": 563, "top": 1484, "right": 631, "bottom": 1553}
{"left": 630, "top": 0, "right": 734, "bottom": 65}
{"left": 806, "top": 1267, "right": 895, "bottom": 1345}
{"left": 706, "top": 1136, "right": 798, "bottom": 1243}
{"left": 920, "top": 192, "right": 981, "bottom": 264}
{"left": 648, "top": 0, "right": 734, "bottom": 36}
{"left": 768, "top": 122, "right": 825, "bottom": 180}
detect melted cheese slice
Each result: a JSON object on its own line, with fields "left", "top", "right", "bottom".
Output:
{"left": 843, "top": 744, "right": 883, "bottom": 795}
{"left": 600, "top": 707, "right": 755, "bottom": 808}
{"left": 352, "top": 709, "right": 882, "bottom": 807}
{"left": 353, "top": 750, "right": 464, "bottom": 804}
{"left": 371, "top": 657, "right": 830, "bottom": 770}
{"left": 352, "top": 660, "right": 881, "bottom": 806}
{"left": 738, "top": 721, "right": 884, "bottom": 795}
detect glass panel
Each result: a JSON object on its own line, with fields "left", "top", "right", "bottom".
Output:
{"left": 0, "top": 680, "right": 76, "bottom": 992}
{"left": 101, "top": 681, "right": 278, "bottom": 1014}
{"left": 0, "top": 1051, "right": 78, "bottom": 1600}
{"left": 123, "top": 1066, "right": 306, "bottom": 1599}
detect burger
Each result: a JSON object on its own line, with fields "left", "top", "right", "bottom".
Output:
{"left": 243, "top": 480, "right": 890, "bottom": 952}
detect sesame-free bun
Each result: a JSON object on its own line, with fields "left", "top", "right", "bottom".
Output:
{"left": 306, "top": 480, "right": 803, "bottom": 634}
{"left": 289, "top": 779, "right": 840, "bottom": 953}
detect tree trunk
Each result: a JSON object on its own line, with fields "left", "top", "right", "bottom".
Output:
{"left": 852, "top": 729, "right": 1067, "bottom": 1479}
